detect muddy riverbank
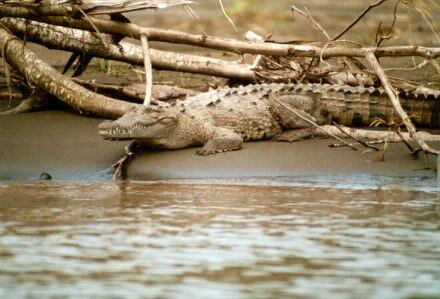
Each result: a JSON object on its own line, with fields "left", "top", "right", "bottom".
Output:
{"left": 0, "top": 100, "right": 438, "bottom": 188}
{"left": 1, "top": 1, "right": 440, "bottom": 185}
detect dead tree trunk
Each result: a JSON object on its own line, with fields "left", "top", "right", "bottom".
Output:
{"left": 2, "top": 18, "right": 256, "bottom": 81}
{"left": 0, "top": 26, "right": 136, "bottom": 118}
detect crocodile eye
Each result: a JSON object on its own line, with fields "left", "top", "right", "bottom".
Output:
{"left": 159, "top": 117, "right": 175, "bottom": 125}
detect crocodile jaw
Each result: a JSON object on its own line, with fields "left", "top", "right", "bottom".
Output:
{"left": 98, "top": 120, "right": 147, "bottom": 140}
{"left": 98, "top": 109, "right": 179, "bottom": 140}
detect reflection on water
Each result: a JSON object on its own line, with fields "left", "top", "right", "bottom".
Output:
{"left": 1, "top": 181, "right": 440, "bottom": 298}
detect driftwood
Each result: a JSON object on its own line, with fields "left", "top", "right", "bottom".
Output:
{"left": 2, "top": 18, "right": 256, "bottom": 81}
{"left": 365, "top": 52, "right": 440, "bottom": 155}
{"left": 35, "top": 15, "right": 440, "bottom": 59}
{"left": 0, "top": 26, "right": 136, "bottom": 118}
{"left": 72, "top": 80, "right": 197, "bottom": 102}
{"left": 0, "top": 0, "right": 192, "bottom": 17}
{"left": 318, "top": 125, "right": 440, "bottom": 143}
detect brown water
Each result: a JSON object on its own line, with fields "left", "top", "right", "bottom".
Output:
{"left": 1, "top": 181, "right": 440, "bottom": 298}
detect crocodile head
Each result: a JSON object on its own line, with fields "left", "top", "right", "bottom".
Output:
{"left": 98, "top": 105, "right": 179, "bottom": 140}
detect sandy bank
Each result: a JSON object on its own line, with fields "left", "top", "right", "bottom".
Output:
{"left": 0, "top": 104, "right": 437, "bottom": 184}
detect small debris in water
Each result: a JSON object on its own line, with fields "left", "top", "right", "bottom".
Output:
{"left": 38, "top": 172, "right": 52, "bottom": 180}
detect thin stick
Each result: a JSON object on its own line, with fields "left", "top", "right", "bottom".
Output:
{"left": 74, "top": 5, "right": 108, "bottom": 46}
{"left": 272, "top": 97, "right": 358, "bottom": 151}
{"left": 365, "top": 51, "right": 439, "bottom": 155}
{"left": 431, "top": 59, "right": 440, "bottom": 76}
{"left": 329, "top": 139, "right": 393, "bottom": 148}
{"left": 291, "top": 5, "right": 331, "bottom": 40}
{"left": 140, "top": 35, "right": 152, "bottom": 106}
{"left": 333, "top": 122, "right": 381, "bottom": 151}
{"left": 375, "top": 0, "right": 401, "bottom": 46}
{"left": 217, "top": 0, "right": 237, "bottom": 32}
{"left": 384, "top": 59, "right": 429, "bottom": 72}
{"left": 331, "top": 0, "right": 388, "bottom": 41}
{"left": 395, "top": 129, "right": 415, "bottom": 153}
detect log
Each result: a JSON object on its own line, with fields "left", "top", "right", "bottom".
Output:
{"left": 0, "top": 26, "right": 137, "bottom": 118}
{"left": 2, "top": 18, "right": 256, "bottom": 81}
{"left": 37, "top": 15, "right": 440, "bottom": 59}
{"left": 0, "top": 0, "right": 192, "bottom": 17}
{"left": 318, "top": 125, "right": 440, "bottom": 143}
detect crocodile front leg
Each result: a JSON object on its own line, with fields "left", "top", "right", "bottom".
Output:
{"left": 196, "top": 127, "right": 243, "bottom": 155}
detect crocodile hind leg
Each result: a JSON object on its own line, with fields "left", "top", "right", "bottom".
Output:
{"left": 274, "top": 128, "right": 317, "bottom": 142}
{"left": 270, "top": 94, "right": 331, "bottom": 128}
{"left": 196, "top": 127, "right": 243, "bottom": 155}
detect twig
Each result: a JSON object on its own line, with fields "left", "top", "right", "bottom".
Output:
{"left": 431, "top": 59, "right": 440, "bottom": 76}
{"left": 73, "top": 5, "right": 108, "bottom": 46}
{"left": 384, "top": 59, "right": 429, "bottom": 72}
{"left": 375, "top": 0, "right": 401, "bottom": 46}
{"left": 140, "top": 35, "right": 152, "bottom": 106}
{"left": 272, "top": 97, "right": 359, "bottom": 151}
{"left": 332, "top": 0, "right": 388, "bottom": 41}
{"left": 395, "top": 128, "right": 415, "bottom": 153}
{"left": 365, "top": 51, "right": 439, "bottom": 155}
{"left": 329, "top": 139, "right": 393, "bottom": 148}
{"left": 291, "top": 5, "right": 331, "bottom": 40}
{"left": 217, "top": 0, "right": 237, "bottom": 32}
{"left": 333, "top": 122, "right": 381, "bottom": 151}
{"left": 319, "top": 125, "right": 440, "bottom": 141}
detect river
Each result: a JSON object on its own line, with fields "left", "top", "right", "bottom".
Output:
{"left": 1, "top": 181, "right": 440, "bottom": 298}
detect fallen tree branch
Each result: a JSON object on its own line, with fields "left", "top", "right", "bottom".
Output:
{"left": 332, "top": 122, "right": 381, "bottom": 151}
{"left": 272, "top": 96, "right": 358, "bottom": 150}
{"left": 365, "top": 51, "right": 439, "bottom": 155}
{"left": 140, "top": 35, "right": 153, "bottom": 106}
{"left": 0, "top": 0, "right": 192, "bottom": 17}
{"left": 0, "top": 26, "right": 137, "bottom": 118}
{"left": 71, "top": 79, "right": 197, "bottom": 102}
{"left": 0, "top": 4, "right": 76, "bottom": 18}
{"left": 2, "top": 18, "right": 256, "bottom": 81}
{"left": 35, "top": 15, "right": 440, "bottom": 59}
{"left": 318, "top": 125, "right": 440, "bottom": 142}
{"left": 331, "top": 0, "right": 388, "bottom": 41}
{"left": 291, "top": 5, "right": 331, "bottom": 40}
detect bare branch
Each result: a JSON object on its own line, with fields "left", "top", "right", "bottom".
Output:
{"left": 332, "top": 0, "right": 388, "bottom": 41}
{"left": 318, "top": 125, "right": 440, "bottom": 143}
{"left": 217, "top": 0, "right": 237, "bottom": 31}
{"left": 365, "top": 51, "right": 439, "bottom": 155}
{"left": 35, "top": 16, "right": 440, "bottom": 59}
{"left": 332, "top": 122, "right": 381, "bottom": 151}
{"left": 140, "top": 35, "right": 153, "bottom": 106}
{"left": 291, "top": 5, "right": 331, "bottom": 40}
{"left": 0, "top": 5, "right": 76, "bottom": 18}
{"left": 0, "top": 25, "right": 136, "bottom": 118}
{"left": 2, "top": 18, "right": 256, "bottom": 81}
{"left": 272, "top": 97, "right": 358, "bottom": 150}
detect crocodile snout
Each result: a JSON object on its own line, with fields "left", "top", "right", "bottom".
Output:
{"left": 98, "top": 120, "right": 113, "bottom": 131}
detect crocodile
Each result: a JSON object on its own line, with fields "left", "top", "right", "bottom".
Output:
{"left": 98, "top": 83, "right": 440, "bottom": 155}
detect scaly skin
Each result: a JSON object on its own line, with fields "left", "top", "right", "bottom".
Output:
{"left": 98, "top": 83, "right": 440, "bottom": 155}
